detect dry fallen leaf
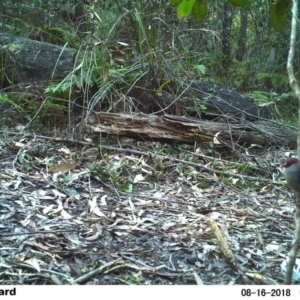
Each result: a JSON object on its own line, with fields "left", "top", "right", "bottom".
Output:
{"left": 85, "top": 231, "right": 102, "bottom": 241}
{"left": 61, "top": 209, "right": 73, "bottom": 219}
{"left": 24, "top": 257, "right": 40, "bottom": 272}
{"left": 162, "top": 222, "right": 176, "bottom": 231}
{"left": 49, "top": 163, "right": 79, "bottom": 173}
{"left": 25, "top": 241, "right": 51, "bottom": 251}
{"left": 43, "top": 204, "right": 55, "bottom": 214}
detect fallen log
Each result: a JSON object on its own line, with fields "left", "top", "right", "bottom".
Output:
{"left": 86, "top": 112, "right": 296, "bottom": 148}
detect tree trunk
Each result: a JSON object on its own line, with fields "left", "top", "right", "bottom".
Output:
{"left": 221, "top": 2, "right": 233, "bottom": 70}
{"left": 236, "top": 8, "right": 248, "bottom": 62}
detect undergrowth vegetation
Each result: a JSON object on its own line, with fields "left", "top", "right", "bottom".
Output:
{"left": 0, "top": 0, "right": 297, "bottom": 127}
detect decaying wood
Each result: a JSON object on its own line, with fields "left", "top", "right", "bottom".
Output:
{"left": 87, "top": 112, "right": 297, "bottom": 147}
{"left": 87, "top": 113, "right": 213, "bottom": 144}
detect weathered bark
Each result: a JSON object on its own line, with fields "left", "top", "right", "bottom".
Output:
{"left": 87, "top": 112, "right": 296, "bottom": 147}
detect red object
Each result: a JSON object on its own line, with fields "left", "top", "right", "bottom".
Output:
{"left": 282, "top": 158, "right": 300, "bottom": 192}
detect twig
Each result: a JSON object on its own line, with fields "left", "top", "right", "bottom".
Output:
{"left": 0, "top": 229, "right": 81, "bottom": 238}
{"left": 72, "top": 258, "right": 122, "bottom": 284}
{"left": 209, "top": 218, "right": 245, "bottom": 273}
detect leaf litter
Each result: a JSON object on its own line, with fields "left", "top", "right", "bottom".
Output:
{"left": 0, "top": 134, "right": 295, "bottom": 285}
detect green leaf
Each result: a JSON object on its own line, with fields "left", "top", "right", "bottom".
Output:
{"left": 269, "top": 0, "right": 291, "bottom": 32}
{"left": 193, "top": 135, "right": 202, "bottom": 143}
{"left": 64, "top": 187, "right": 78, "bottom": 196}
{"left": 228, "top": 0, "right": 250, "bottom": 10}
{"left": 193, "top": 64, "right": 206, "bottom": 75}
{"left": 0, "top": 94, "right": 25, "bottom": 112}
{"left": 123, "top": 183, "right": 133, "bottom": 193}
{"left": 168, "top": 0, "right": 183, "bottom": 6}
{"left": 18, "top": 151, "right": 26, "bottom": 164}
{"left": 177, "top": 0, "right": 195, "bottom": 16}
{"left": 63, "top": 174, "right": 73, "bottom": 183}
{"left": 192, "top": 0, "right": 207, "bottom": 24}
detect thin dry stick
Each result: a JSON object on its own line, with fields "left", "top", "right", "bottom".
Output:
{"left": 208, "top": 219, "right": 245, "bottom": 273}
{"left": 72, "top": 258, "right": 122, "bottom": 284}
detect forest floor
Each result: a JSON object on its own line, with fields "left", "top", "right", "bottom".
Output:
{"left": 0, "top": 131, "right": 295, "bottom": 285}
